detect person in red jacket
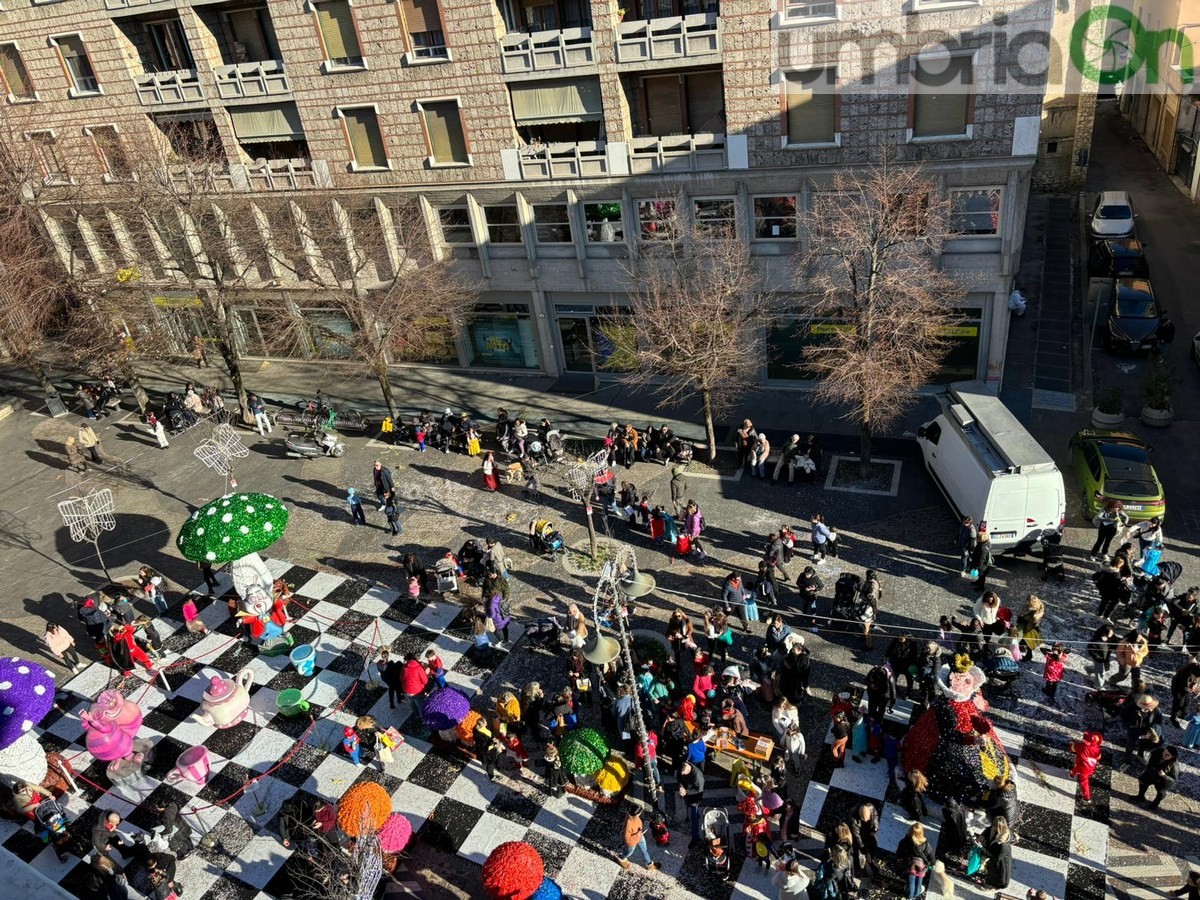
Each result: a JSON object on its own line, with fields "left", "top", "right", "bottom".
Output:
{"left": 400, "top": 653, "right": 430, "bottom": 720}
{"left": 1041, "top": 642, "right": 1069, "bottom": 705}
{"left": 109, "top": 623, "right": 154, "bottom": 675}
{"left": 1069, "top": 731, "right": 1103, "bottom": 801}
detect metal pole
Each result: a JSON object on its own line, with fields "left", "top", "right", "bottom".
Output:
{"left": 92, "top": 536, "right": 112, "bottom": 583}
{"left": 612, "top": 583, "right": 659, "bottom": 808}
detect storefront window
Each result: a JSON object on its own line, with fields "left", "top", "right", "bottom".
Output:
{"left": 950, "top": 188, "right": 1001, "bottom": 235}
{"left": 929, "top": 308, "right": 983, "bottom": 383}
{"left": 484, "top": 205, "right": 522, "bottom": 244}
{"left": 753, "top": 196, "right": 797, "bottom": 240}
{"left": 637, "top": 199, "right": 675, "bottom": 240}
{"left": 437, "top": 206, "right": 473, "bottom": 244}
{"left": 534, "top": 204, "right": 572, "bottom": 243}
{"left": 585, "top": 202, "right": 624, "bottom": 243}
{"left": 300, "top": 308, "right": 355, "bottom": 359}
{"left": 404, "top": 316, "right": 458, "bottom": 365}
{"left": 232, "top": 307, "right": 269, "bottom": 357}
{"left": 468, "top": 305, "right": 540, "bottom": 369}
{"left": 694, "top": 198, "right": 735, "bottom": 235}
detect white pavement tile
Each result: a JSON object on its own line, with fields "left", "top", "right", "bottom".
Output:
{"left": 196, "top": 599, "right": 233, "bottom": 631}
{"left": 444, "top": 670, "right": 486, "bottom": 697}
{"left": 295, "top": 600, "right": 346, "bottom": 634}
{"left": 1009, "top": 844, "right": 1069, "bottom": 898}
{"left": 295, "top": 571, "right": 343, "bottom": 600}
{"left": 557, "top": 846, "right": 623, "bottom": 900}
{"left": 993, "top": 724, "right": 1026, "bottom": 760}
{"left": 241, "top": 728, "right": 299, "bottom": 773}
{"left": 301, "top": 670, "right": 357, "bottom": 707}
{"left": 444, "top": 763, "right": 503, "bottom": 808}
{"left": 266, "top": 559, "right": 294, "bottom": 580}
{"left": 239, "top": 654, "right": 290, "bottom": 692}
{"left": 389, "top": 781, "right": 442, "bottom": 830}
{"left": 62, "top": 662, "right": 113, "bottom": 698}
{"left": 530, "top": 792, "right": 594, "bottom": 844}
{"left": 798, "top": 781, "right": 830, "bottom": 830}
{"left": 302, "top": 753, "right": 363, "bottom": 797}
{"left": 176, "top": 665, "right": 227, "bottom": 702}
{"left": 107, "top": 772, "right": 160, "bottom": 807}
{"left": 829, "top": 756, "right": 892, "bottom": 801}
{"left": 429, "top": 633, "right": 465, "bottom": 671}
{"left": 166, "top": 716, "right": 217, "bottom": 749}
{"left": 247, "top": 686, "right": 282, "bottom": 727}
{"left": 1069, "top": 815, "right": 1108, "bottom": 871}
{"left": 173, "top": 854, "right": 225, "bottom": 899}
{"left": 731, "top": 857, "right": 776, "bottom": 900}
{"left": 26, "top": 845, "right": 78, "bottom": 882}
{"left": 457, "top": 811, "right": 529, "bottom": 865}
{"left": 45, "top": 705, "right": 87, "bottom": 743}
{"left": 352, "top": 588, "right": 397, "bottom": 616}
{"left": 387, "top": 739, "right": 430, "bottom": 782}
{"left": 234, "top": 776, "right": 296, "bottom": 829}
{"left": 310, "top": 633, "right": 352, "bottom": 669}
{"left": 1012, "top": 759, "right": 1077, "bottom": 810}
{"left": 227, "top": 833, "right": 293, "bottom": 889}
{"left": 412, "top": 601, "right": 465, "bottom": 635}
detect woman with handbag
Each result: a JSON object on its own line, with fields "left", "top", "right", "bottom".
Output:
{"left": 666, "top": 609, "right": 695, "bottom": 664}
{"left": 896, "top": 822, "right": 935, "bottom": 899}
{"left": 979, "top": 817, "right": 1013, "bottom": 888}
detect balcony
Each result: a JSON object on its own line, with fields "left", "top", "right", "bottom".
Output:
{"left": 103, "top": 0, "right": 174, "bottom": 13}
{"left": 629, "top": 133, "right": 724, "bottom": 173}
{"left": 214, "top": 61, "right": 291, "bottom": 100}
{"left": 238, "top": 159, "right": 333, "bottom": 191}
{"left": 500, "top": 141, "right": 630, "bottom": 180}
{"left": 134, "top": 70, "right": 205, "bottom": 105}
{"left": 499, "top": 27, "right": 596, "bottom": 76}
{"left": 614, "top": 14, "right": 720, "bottom": 65}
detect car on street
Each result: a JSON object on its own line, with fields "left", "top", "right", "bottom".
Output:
{"left": 1089, "top": 190, "right": 1136, "bottom": 238}
{"left": 1102, "top": 278, "right": 1174, "bottom": 352}
{"left": 1088, "top": 237, "right": 1150, "bottom": 278}
{"left": 1069, "top": 429, "right": 1165, "bottom": 522}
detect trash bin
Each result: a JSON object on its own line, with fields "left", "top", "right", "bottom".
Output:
{"left": 45, "top": 392, "right": 69, "bottom": 418}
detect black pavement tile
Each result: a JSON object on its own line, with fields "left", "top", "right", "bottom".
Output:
{"left": 198, "top": 761, "right": 256, "bottom": 805}
{"left": 75, "top": 759, "right": 112, "bottom": 803}
{"left": 416, "top": 797, "right": 483, "bottom": 853}
{"left": 392, "top": 626, "right": 439, "bottom": 659}
{"left": 330, "top": 609, "right": 375, "bottom": 641}
{"left": 485, "top": 789, "right": 541, "bottom": 827}
{"left": 59, "top": 860, "right": 96, "bottom": 900}
{"left": 195, "top": 811, "right": 255, "bottom": 870}
{"left": 143, "top": 696, "right": 201, "bottom": 735}
{"left": 198, "top": 874, "right": 260, "bottom": 900}
{"left": 405, "top": 751, "right": 468, "bottom": 793}
{"left": 1015, "top": 805, "right": 1072, "bottom": 860}
{"left": 1020, "top": 738, "right": 1073, "bottom": 769}
{"left": 124, "top": 782, "right": 192, "bottom": 832}
{"left": 352, "top": 767, "right": 404, "bottom": 796}
{"left": 577, "top": 793, "right": 627, "bottom": 858}
{"left": 321, "top": 578, "right": 371, "bottom": 608}
{"left": 273, "top": 705, "right": 324, "bottom": 740}
{"left": 608, "top": 870, "right": 660, "bottom": 899}
{"left": 284, "top": 567, "right": 321, "bottom": 591}
{"left": 274, "top": 742, "right": 327, "bottom": 786}
{"left": 211, "top": 640, "right": 260, "bottom": 675}
{"left": 1065, "top": 861, "right": 1107, "bottom": 900}
{"left": 205, "top": 719, "right": 259, "bottom": 760}
{"left": 3, "top": 825, "right": 48, "bottom": 862}
{"left": 524, "top": 830, "right": 573, "bottom": 879}
{"left": 815, "top": 787, "right": 883, "bottom": 838}
{"left": 325, "top": 642, "right": 370, "bottom": 677}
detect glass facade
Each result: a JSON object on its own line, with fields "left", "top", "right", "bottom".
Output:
{"left": 467, "top": 304, "right": 540, "bottom": 369}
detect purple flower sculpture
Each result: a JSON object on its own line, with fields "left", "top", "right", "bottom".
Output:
{"left": 420, "top": 687, "right": 471, "bottom": 732}
{"left": 0, "top": 658, "right": 57, "bottom": 786}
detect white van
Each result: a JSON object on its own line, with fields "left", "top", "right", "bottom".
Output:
{"left": 916, "top": 381, "right": 1065, "bottom": 554}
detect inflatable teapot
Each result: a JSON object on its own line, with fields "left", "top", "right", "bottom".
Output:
{"left": 197, "top": 668, "right": 254, "bottom": 729}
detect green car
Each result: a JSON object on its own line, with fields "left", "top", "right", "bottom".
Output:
{"left": 1069, "top": 429, "right": 1165, "bottom": 522}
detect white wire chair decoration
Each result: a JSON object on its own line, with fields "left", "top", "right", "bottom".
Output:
{"left": 58, "top": 488, "right": 117, "bottom": 581}
{"left": 351, "top": 805, "right": 384, "bottom": 900}
{"left": 564, "top": 447, "right": 611, "bottom": 501}
{"left": 194, "top": 422, "right": 249, "bottom": 489}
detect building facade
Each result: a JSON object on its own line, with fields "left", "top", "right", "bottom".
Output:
{"left": 0, "top": 0, "right": 1057, "bottom": 387}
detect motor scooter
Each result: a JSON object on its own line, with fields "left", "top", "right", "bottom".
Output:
{"left": 285, "top": 429, "right": 345, "bottom": 459}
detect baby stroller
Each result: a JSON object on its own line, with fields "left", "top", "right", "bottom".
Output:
{"left": 1084, "top": 687, "right": 1128, "bottom": 731}
{"left": 525, "top": 617, "right": 563, "bottom": 652}
{"left": 1038, "top": 531, "right": 1065, "bottom": 581}
{"left": 433, "top": 557, "right": 460, "bottom": 595}
{"left": 832, "top": 572, "right": 862, "bottom": 623}
{"left": 984, "top": 651, "right": 1020, "bottom": 701}
{"left": 670, "top": 439, "right": 695, "bottom": 465}
{"left": 33, "top": 798, "right": 71, "bottom": 861}
{"left": 529, "top": 519, "right": 566, "bottom": 561}
{"left": 702, "top": 807, "right": 732, "bottom": 880}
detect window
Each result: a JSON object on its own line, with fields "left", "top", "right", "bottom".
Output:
{"left": 145, "top": 19, "right": 195, "bottom": 72}
{"left": 950, "top": 188, "right": 1001, "bottom": 236}
{"left": 338, "top": 106, "right": 388, "bottom": 169}
{"left": 314, "top": 0, "right": 364, "bottom": 69}
{"left": 785, "top": 68, "right": 837, "bottom": 145}
{"left": 637, "top": 199, "right": 675, "bottom": 240}
{"left": 90, "top": 125, "right": 132, "bottom": 178}
{"left": 225, "top": 8, "right": 279, "bottom": 63}
{"left": 0, "top": 44, "right": 35, "bottom": 100}
{"left": 411, "top": 31, "right": 448, "bottom": 59}
{"left": 911, "top": 56, "right": 972, "bottom": 139}
{"left": 694, "top": 198, "right": 735, "bottom": 235}
{"left": 438, "top": 207, "right": 473, "bottom": 244}
{"left": 484, "top": 205, "right": 522, "bottom": 243}
{"left": 534, "top": 204, "right": 571, "bottom": 243}
{"left": 585, "top": 202, "right": 623, "bottom": 243}
{"left": 400, "top": 0, "right": 448, "bottom": 59}
{"left": 922, "top": 421, "right": 941, "bottom": 445}
{"left": 753, "top": 196, "right": 797, "bottom": 240}
{"left": 419, "top": 100, "right": 469, "bottom": 165}
{"left": 30, "top": 131, "right": 68, "bottom": 182}
{"left": 52, "top": 35, "right": 100, "bottom": 96}
{"left": 782, "top": 0, "right": 838, "bottom": 22}
{"left": 152, "top": 114, "right": 222, "bottom": 162}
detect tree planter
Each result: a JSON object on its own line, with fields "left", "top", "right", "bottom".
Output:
{"left": 1140, "top": 405, "right": 1174, "bottom": 427}
{"left": 1091, "top": 407, "right": 1125, "bottom": 428}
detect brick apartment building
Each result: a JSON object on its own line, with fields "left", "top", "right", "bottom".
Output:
{"left": 0, "top": 0, "right": 1069, "bottom": 388}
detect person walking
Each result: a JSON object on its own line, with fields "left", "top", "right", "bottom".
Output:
{"left": 751, "top": 432, "right": 771, "bottom": 479}
{"left": 383, "top": 490, "right": 402, "bottom": 536}
{"left": 858, "top": 571, "right": 882, "bottom": 649}
{"left": 957, "top": 516, "right": 978, "bottom": 576}
{"left": 248, "top": 394, "right": 272, "bottom": 436}
{"left": 618, "top": 802, "right": 660, "bottom": 871}
{"left": 684, "top": 502, "right": 708, "bottom": 562}
{"left": 678, "top": 758, "right": 706, "bottom": 842}
{"left": 772, "top": 859, "right": 810, "bottom": 899}
{"left": 969, "top": 528, "right": 993, "bottom": 592}
{"left": 1069, "top": 731, "right": 1103, "bottom": 801}
{"left": 482, "top": 451, "right": 499, "bottom": 493}
{"left": 91, "top": 810, "right": 132, "bottom": 861}
{"left": 1091, "top": 501, "right": 1128, "bottom": 561}
{"left": 400, "top": 652, "right": 430, "bottom": 721}
{"left": 371, "top": 460, "right": 395, "bottom": 510}
{"left": 810, "top": 514, "right": 833, "bottom": 563}
{"left": 1134, "top": 517, "right": 1165, "bottom": 555}
{"left": 147, "top": 413, "right": 169, "bottom": 449}
{"left": 489, "top": 591, "right": 512, "bottom": 645}
{"left": 669, "top": 465, "right": 688, "bottom": 516}
{"left": 65, "top": 435, "right": 87, "bottom": 473}
{"left": 379, "top": 650, "right": 403, "bottom": 709}
{"left": 1087, "top": 622, "right": 1118, "bottom": 687}
{"left": 347, "top": 487, "right": 367, "bottom": 525}
{"left": 43, "top": 622, "right": 83, "bottom": 672}
{"left": 78, "top": 421, "right": 103, "bottom": 464}
{"left": 1040, "top": 642, "right": 1069, "bottom": 705}
{"left": 1109, "top": 630, "right": 1150, "bottom": 687}
{"left": 1136, "top": 744, "right": 1180, "bottom": 809}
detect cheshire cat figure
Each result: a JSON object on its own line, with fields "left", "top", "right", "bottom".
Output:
{"left": 81, "top": 689, "right": 152, "bottom": 784}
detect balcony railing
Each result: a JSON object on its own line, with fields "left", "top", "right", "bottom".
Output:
{"left": 614, "top": 14, "right": 720, "bottom": 64}
{"left": 134, "top": 70, "right": 205, "bottom": 105}
{"left": 240, "top": 159, "right": 332, "bottom": 191}
{"left": 516, "top": 141, "right": 611, "bottom": 179}
{"left": 103, "top": 0, "right": 172, "bottom": 11}
{"left": 629, "top": 133, "right": 724, "bottom": 173}
{"left": 499, "top": 27, "right": 596, "bottom": 75}
{"left": 213, "top": 60, "right": 291, "bottom": 100}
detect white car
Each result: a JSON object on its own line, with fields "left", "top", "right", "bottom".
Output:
{"left": 1090, "top": 190, "right": 1136, "bottom": 238}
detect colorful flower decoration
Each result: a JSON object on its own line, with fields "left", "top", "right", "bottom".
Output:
{"left": 421, "top": 687, "right": 472, "bottom": 732}
{"left": 0, "top": 658, "right": 55, "bottom": 750}
{"left": 528, "top": 878, "right": 563, "bottom": 900}
{"left": 456, "top": 710, "right": 483, "bottom": 743}
{"left": 337, "top": 781, "right": 391, "bottom": 837}
{"left": 482, "top": 841, "right": 544, "bottom": 900}
{"left": 378, "top": 813, "right": 413, "bottom": 853}
{"left": 176, "top": 493, "right": 289, "bottom": 564}
{"left": 593, "top": 756, "right": 630, "bottom": 796}
{"left": 560, "top": 727, "right": 609, "bottom": 776}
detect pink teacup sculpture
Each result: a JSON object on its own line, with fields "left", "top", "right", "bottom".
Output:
{"left": 165, "top": 746, "right": 211, "bottom": 786}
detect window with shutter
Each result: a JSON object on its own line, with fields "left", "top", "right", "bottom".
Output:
{"left": 785, "top": 68, "right": 836, "bottom": 144}
{"left": 402, "top": 0, "right": 444, "bottom": 42}
{"left": 0, "top": 45, "right": 34, "bottom": 99}
{"left": 53, "top": 35, "right": 99, "bottom": 94}
{"left": 685, "top": 71, "right": 724, "bottom": 134}
{"left": 91, "top": 126, "right": 132, "bottom": 177}
{"left": 643, "top": 75, "right": 683, "bottom": 136}
{"left": 421, "top": 100, "right": 469, "bottom": 165}
{"left": 340, "top": 107, "right": 388, "bottom": 169}
{"left": 316, "top": 1, "right": 363, "bottom": 67}
{"left": 912, "top": 57, "right": 971, "bottom": 138}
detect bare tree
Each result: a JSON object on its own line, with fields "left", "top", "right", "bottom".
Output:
{"left": 795, "top": 158, "right": 963, "bottom": 474}
{"left": 258, "top": 192, "right": 479, "bottom": 420}
{"left": 599, "top": 199, "right": 777, "bottom": 463}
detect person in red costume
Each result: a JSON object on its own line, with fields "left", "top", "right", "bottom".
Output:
{"left": 108, "top": 623, "right": 154, "bottom": 675}
{"left": 1069, "top": 731, "right": 1103, "bottom": 801}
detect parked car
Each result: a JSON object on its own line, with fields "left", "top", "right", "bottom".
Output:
{"left": 1069, "top": 429, "right": 1165, "bottom": 522}
{"left": 1089, "top": 237, "right": 1150, "bottom": 278}
{"left": 1089, "top": 190, "right": 1136, "bottom": 238}
{"left": 1103, "top": 278, "right": 1174, "bottom": 352}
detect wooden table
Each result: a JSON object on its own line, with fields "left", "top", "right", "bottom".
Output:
{"left": 703, "top": 727, "right": 775, "bottom": 763}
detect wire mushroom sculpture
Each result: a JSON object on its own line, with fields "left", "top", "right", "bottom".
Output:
{"left": 57, "top": 488, "right": 117, "bottom": 581}
{"left": 564, "top": 447, "right": 613, "bottom": 558}
{"left": 193, "top": 423, "right": 249, "bottom": 491}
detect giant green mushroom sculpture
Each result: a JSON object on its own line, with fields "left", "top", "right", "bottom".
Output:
{"left": 177, "top": 493, "right": 289, "bottom": 602}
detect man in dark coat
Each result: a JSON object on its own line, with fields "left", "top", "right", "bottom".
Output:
{"left": 90, "top": 810, "right": 131, "bottom": 860}
{"left": 379, "top": 649, "right": 404, "bottom": 710}
{"left": 1169, "top": 659, "right": 1200, "bottom": 728}
{"left": 371, "top": 460, "right": 395, "bottom": 509}
{"left": 1137, "top": 745, "right": 1180, "bottom": 809}
{"left": 152, "top": 801, "right": 194, "bottom": 859}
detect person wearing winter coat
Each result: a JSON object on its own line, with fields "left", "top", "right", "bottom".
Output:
{"left": 772, "top": 434, "right": 803, "bottom": 483}
{"left": 849, "top": 802, "right": 880, "bottom": 873}
{"left": 152, "top": 801, "right": 194, "bottom": 860}
{"left": 885, "top": 634, "right": 918, "bottom": 700}
{"left": 1137, "top": 744, "right": 1180, "bottom": 809}
{"left": 721, "top": 574, "right": 752, "bottom": 618}
{"left": 750, "top": 433, "right": 771, "bottom": 478}
{"left": 78, "top": 422, "right": 103, "bottom": 463}
{"left": 981, "top": 817, "right": 1013, "bottom": 888}
{"left": 969, "top": 529, "right": 993, "bottom": 591}
{"left": 1091, "top": 500, "right": 1129, "bottom": 560}
{"left": 974, "top": 591, "right": 1005, "bottom": 638}
{"left": 896, "top": 822, "right": 935, "bottom": 899}
{"left": 797, "top": 566, "right": 823, "bottom": 631}
{"left": 900, "top": 770, "right": 930, "bottom": 823}
{"left": 683, "top": 502, "right": 708, "bottom": 561}
{"left": 1069, "top": 731, "right": 1103, "bottom": 802}
{"left": 765, "top": 616, "right": 793, "bottom": 656}
{"left": 669, "top": 466, "right": 688, "bottom": 515}
{"left": 1087, "top": 622, "right": 1118, "bottom": 686}
{"left": 44, "top": 623, "right": 83, "bottom": 672}
{"left": 771, "top": 860, "right": 810, "bottom": 900}
{"left": 1109, "top": 631, "right": 1150, "bottom": 687}
{"left": 400, "top": 653, "right": 429, "bottom": 718}
{"left": 865, "top": 664, "right": 895, "bottom": 722}
{"left": 957, "top": 516, "right": 978, "bottom": 575}
{"left": 1169, "top": 658, "right": 1200, "bottom": 728}
{"left": 488, "top": 592, "right": 512, "bottom": 644}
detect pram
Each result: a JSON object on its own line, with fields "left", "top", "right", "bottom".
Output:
{"left": 1039, "top": 532, "right": 1066, "bottom": 581}
{"left": 702, "top": 807, "right": 732, "bottom": 880}
{"left": 1084, "top": 687, "right": 1128, "bottom": 731}
{"left": 984, "top": 651, "right": 1021, "bottom": 700}
{"left": 832, "top": 572, "right": 862, "bottom": 623}
{"left": 33, "top": 798, "right": 71, "bottom": 859}
{"left": 525, "top": 617, "right": 563, "bottom": 652}
{"left": 433, "top": 557, "right": 460, "bottom": 595}
{"left": 529, "top": 519, "right": 566, "bottom": 560}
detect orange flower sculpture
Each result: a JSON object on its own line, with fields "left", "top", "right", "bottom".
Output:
{"left": 337, "top": 781, "right": 391, "bottom": 837}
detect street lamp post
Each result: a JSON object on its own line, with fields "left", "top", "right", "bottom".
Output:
{"left": 583, "top": 545, "right": 659, "bottom": 807}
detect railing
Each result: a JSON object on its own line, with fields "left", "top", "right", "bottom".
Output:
{"left": 104, "top": 0, "right": 172, "bottom": 10}
{"left": 241, "top": 159, "right": 332, "bottom": 191}
{"left": 782, "top": 0, "right": 838, "bottom": 20}
{"left": 499, "top": 27, "right": 596, "bottom": 74}
{"left": 134, "top": 69, "right": 205, "bottom": 105}
{"left": 213, "top": 60, "right": 291, "bottom": 100}
{"left": 614, "top": 13, "right": 720, "bottom": 64}
{"left": 518, "top": 141, "right": 610, "bottom": 179}
{"left": 629, "top": 133, "right": 724, "bottom": 173}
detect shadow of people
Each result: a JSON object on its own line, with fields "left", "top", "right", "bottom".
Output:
{"left": 25, "top": 449, "right": 69, "bottom": 470}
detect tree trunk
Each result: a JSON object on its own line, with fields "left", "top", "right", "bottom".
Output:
{"left": 375, "top": 367, "right": 400, "bottom": 421}
{"left": 118, "top": 359, "right": 150, "bottom": 414}
{"left": 26, "top": 354, "right": 54, "bottom": 394}
{"left": 582, "top": 496, "right": 598, "bottom": 559}
{"left": 859, "top": 419, "right": 873, "bottom": 477}
{"left": 210, "top": 301, "right": 250, "bottom": 425}
{"left": 700, "top": 386, "right": 718, "bottom": 464}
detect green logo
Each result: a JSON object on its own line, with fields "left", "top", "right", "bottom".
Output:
{"left": 1070, "top": 5, "right": 1194, "bottom": 85}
